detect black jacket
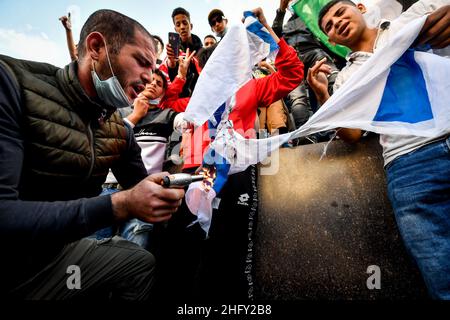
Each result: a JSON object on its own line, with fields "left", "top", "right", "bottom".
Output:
{"left": 272, "top": 10, "right": 346, "bottom": 70}
{"left": 0, "top": 60, "right": 147, "bottom": 292}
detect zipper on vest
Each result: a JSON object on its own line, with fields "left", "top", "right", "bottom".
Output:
{"left": 84, "top": 121, "right": 95, "bottom": 182}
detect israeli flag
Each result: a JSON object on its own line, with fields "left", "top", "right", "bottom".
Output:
{"left": 183, "top": 11, "right": 279, "bottom": 235}
{"left": 184, "top": 11, "right": 278, "bottom": 126}
{"left": 243, "top": 11, "right": 279, "bottom": 66}
{"left": 212, "top": 15, "right": 450, "bottom": 169}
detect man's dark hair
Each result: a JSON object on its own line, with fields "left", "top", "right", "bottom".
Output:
{"left": 77, "top": 9, "right": 154, "bottom": 58}
{"left": 172, "top": 7, "right": 191, "bottom": 23}
{"left": 153, "top": 69, "right": 168, "bottom": 91}
{"left": 204, "top": 34, "right": 217, "bottom": 42}
{"left": 153, "top": 34, "right": 164, "bottom": 51}
{"left": 196, "top": 44, "right": 218, "bottom": 69}
{"left": 318, "top": 0, "right": 356, "bottom": 33}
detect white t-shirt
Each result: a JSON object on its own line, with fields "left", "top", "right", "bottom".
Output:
{"left": 333, "top": 0, "right": 450, "bottom": 166}
{"left": 361, "top": 0, "right": 403, "bottom": 28}
{"left": 105, "top": 113, "right": 187, "bottom": 183}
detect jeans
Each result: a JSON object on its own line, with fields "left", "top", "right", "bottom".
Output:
{"left": 386, "top": 136, "right": 450, "bottom": 299}
{"left": 120, "top": 219, "right": 154, "bottom": 249}
{"left": 92, "top": 187, "right": 154, "bottom": 250}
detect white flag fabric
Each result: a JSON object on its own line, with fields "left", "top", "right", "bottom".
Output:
{"left": 243, "top": 11, "right": 279, "bottom": 66}
{"left": 183, "top": 12, "right": 280, "bottom": 236}
{"left": 212, "top": 15, "right": 450, "bottom": 170}
{"left": 183, "top": 23, "right": 252, "bottom": 126}
{"left": 184, "top": 12, "right": 279, "bottom": 127}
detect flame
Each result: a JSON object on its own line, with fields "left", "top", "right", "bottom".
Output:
{"left": 201, "top": 166, "right": 216, "bottom": 192}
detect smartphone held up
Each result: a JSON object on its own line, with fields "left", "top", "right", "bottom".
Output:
{"left": 168, "top": 32, "right": 180, "bottom": 59}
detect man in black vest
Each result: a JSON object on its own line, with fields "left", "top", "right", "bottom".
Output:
{"left": 0, "top": 9, "right": 184, "bottom": 300}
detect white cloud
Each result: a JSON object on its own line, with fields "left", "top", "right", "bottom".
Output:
{"left": 0, "top": 28, "right": 69, "bottom": 68}
{"left": 25, "top": 24, "right": 33, "bottom": 31}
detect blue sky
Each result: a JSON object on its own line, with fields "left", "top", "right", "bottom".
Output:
{"left": 0, "top": 0, "right": 283, "bottom": 67}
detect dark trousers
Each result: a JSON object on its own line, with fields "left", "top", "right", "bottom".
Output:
{"left": 154, "top": 165, "right": 258, "bottom": 302}
{"left": 9, "top": 236, "right": 155, "bottom": 300}
{"left": 196, "top": 165, "right": 259, "bottom": 301}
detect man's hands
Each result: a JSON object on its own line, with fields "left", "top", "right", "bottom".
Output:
{"left": 59, "top": 15, "right": 72, "bottom": 31}
{"left": 177, "top": 48, "right": 196, "bottom": 80}
{"left": 307, "top": 57, "right": 362, "bottom": 143}
{"left": 307, "top": 58, "right": 333, "bottom": 105}
{"left": 166, "top": 43, "right": 178, "bottom": 69}
{"left": 258, "top": 60, "right": 276, "bottom": 74}
{"left": 127, "top": 93, "right": 150, "bottom": 125}
{"left": 416, "top": 5, "right": 450, "bottom": 49}
{"left": 252, "top": 7, "right": 269, "bottom": 28}
{"left": 112, "top": 172, "right": 185, "bottom": 223}
{"left": 248, "top": 7, "right": 280, "bottom": 43}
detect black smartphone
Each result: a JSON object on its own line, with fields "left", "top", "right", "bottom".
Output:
{"left": 168, "top": 32, "right": 180, "bottom": 59}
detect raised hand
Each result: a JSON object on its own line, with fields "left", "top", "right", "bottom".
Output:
{"left": 307, "top": 58, "right": 332, "bottom": 105}
{"left": 416, "top": 5, "right": 450, "bottom": 49}
{"left": 258, "top": 60, "right": 276, "bottom": 74}
{"left": 177, "top": 48, "right": 196, "bottom": 80}
{"left": 280, "top": 0, "right": 290, "bottom": 11}
{"left": 59, "top": 15, "right": 72, "bottom": 31}
{"left": 252, "top": 7, "right": 268, "bottom": 27}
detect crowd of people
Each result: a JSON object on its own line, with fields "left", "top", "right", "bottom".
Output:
{"left": 0, "top": 0, "right": 449, "bottom": 300}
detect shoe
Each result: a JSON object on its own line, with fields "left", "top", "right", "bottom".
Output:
{"left": 296, "top": 135, "right": 318, "bottom": 145}
{"left": 281, "top": 140, "right": 294, "bottom": 148}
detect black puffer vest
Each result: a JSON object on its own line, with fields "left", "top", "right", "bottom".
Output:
{"left": 0, "top": 56, "right": 128, "bottom": 201}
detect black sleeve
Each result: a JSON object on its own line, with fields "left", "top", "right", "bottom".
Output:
{"left": 0, "top": 63, "right": 114, "bottom": 244}
{"left": 398, "top": 0, "right": 418, "bottom": 11}
{"left": 272, "top": 9, "right": 286, "bottom": 38}
{"left": 169, "top": 109, "right": 178, "bottom": 125}
{"left": 112, "top": 121, "right": 148, "bottom": 189}
{"left": 168, "top": 63, "right": 178, "bottom": 82}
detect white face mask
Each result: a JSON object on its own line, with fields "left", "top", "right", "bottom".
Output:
{"left": 148, "top": 97, "right": 161, "bottom": 105}
{"left": 91, "top": 40, "right": 131, "bottom": 109}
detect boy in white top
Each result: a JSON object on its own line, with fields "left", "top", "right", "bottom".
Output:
{"left": 308, "top": 0, "right": 450, "bottom": 299}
